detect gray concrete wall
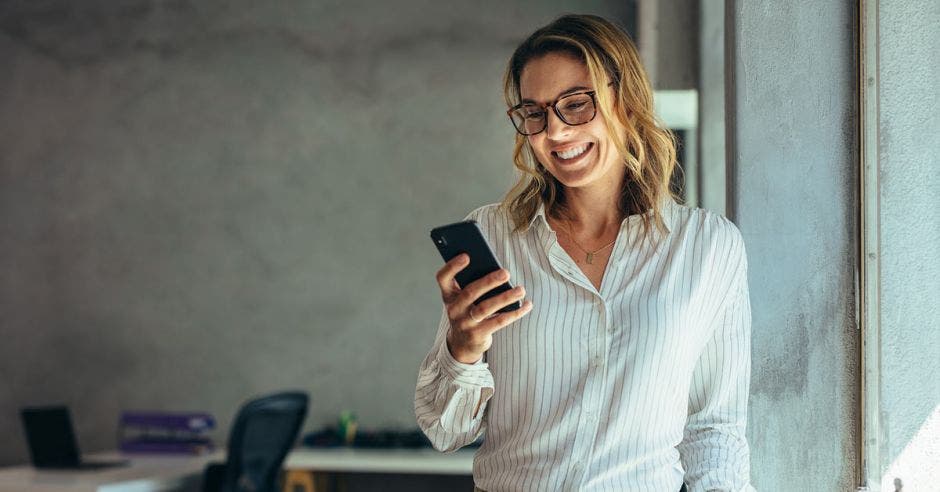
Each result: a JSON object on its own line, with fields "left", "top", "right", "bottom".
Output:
{"left": 636, "top": 0, "right": 698, "bottom": 90}
{"left": 877, "top": 1, "right": 940, "bottom": 489}
{"left": 0, "top": 0, "right": 635, "bottom": 465}
{"left": 728, "top": 1, "right": 858, "bottom": 489}
{"left": 654, "top": 0, "right": 698, "bottom": 91}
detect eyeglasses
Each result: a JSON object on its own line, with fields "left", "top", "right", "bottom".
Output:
{"left": 506, "top": 90, "right": 598, "bottom": 136}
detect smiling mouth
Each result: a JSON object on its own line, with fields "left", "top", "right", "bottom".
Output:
{"left": 551, "top": 142, "right": 593, "bottom": 162}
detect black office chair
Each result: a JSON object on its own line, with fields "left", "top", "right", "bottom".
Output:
{"left": 202, "top": 391, "right": 309, "bottom": 492}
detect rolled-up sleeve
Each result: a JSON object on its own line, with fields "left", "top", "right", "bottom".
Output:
{"left": 414, "top": 307, "right": 495, "bottom": 452}
{"left": 679, "top": 236, "right": 755, "bottom": 491}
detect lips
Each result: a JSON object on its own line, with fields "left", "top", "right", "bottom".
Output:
{"left": 551, "top": 142, "right": 594, "bottom": 164}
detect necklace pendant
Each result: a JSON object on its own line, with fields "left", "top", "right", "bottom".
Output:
{"left": 585, "top": 252, "right": 594, "bottom": 264}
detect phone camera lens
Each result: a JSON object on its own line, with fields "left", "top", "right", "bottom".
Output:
{"left": 435, "top": 237, "right": 447, "bottom": 246}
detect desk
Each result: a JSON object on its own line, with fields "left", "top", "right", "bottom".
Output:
{"left": 285, "top": 448, "right": 474, "bottom": 475}
{"left": 0, "top": 451, "right": 221, "bottom": 492}
{"left": 0, "top": 448, "right": 475, "bottom": 492}
{"left": 283, "top": 448, "right": 475, "bottom": 492}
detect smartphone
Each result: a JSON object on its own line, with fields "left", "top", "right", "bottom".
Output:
{"left": 430, "top": 220, "right": 521, "bottom": 314}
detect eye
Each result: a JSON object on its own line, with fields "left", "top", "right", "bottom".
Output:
{"left": 561, "top": 100, "right": 588, "bottom": 111}
{"left": 523, "top": 109, "right": 546, "bottom": 121}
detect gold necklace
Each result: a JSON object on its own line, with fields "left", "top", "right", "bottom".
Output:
{"left": 561, "top": 220, "right": 617, "bottom": 265}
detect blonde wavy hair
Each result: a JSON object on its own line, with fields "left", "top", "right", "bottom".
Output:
{"left": 501, "top": 14, "right": 680, "bottom": 242}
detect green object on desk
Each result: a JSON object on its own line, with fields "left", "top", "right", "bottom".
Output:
{"left": 338, "top": 411, "right": 357, "bottom": 446}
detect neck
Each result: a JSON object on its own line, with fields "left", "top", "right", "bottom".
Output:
{"left": 558, "top": 174, "right": 624, "bottom": 237}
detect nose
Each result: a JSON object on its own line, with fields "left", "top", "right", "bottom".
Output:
{"left": 544, "top": 107, "right": 572, "bottom": 139}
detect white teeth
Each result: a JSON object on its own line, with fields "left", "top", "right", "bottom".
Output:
{"left": 557, "top": 144, "right": 589, "bottom": 160}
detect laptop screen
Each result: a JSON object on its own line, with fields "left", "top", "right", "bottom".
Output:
{"left": 20, "top": 406, "right": 81, "bottom": 468}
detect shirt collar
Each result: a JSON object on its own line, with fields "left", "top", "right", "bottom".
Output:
{"left": 524, "top": 202, "right": 550, "bottom": 233}
{"left": 524, "top": 196, "right": 676, "bottom": 235}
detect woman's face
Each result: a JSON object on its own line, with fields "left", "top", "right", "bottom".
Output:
{"left": 519, "top": 52, "right": 624, "bottom": 191}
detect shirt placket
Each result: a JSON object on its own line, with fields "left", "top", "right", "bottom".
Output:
{"left": 543, "top": 232, "right": 612, "bottom": 488}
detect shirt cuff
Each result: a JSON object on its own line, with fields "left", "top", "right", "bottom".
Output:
{"left": 436, "top": 342, "right": 495, "bottom": 388}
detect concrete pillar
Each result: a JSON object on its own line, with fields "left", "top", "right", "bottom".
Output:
{"left": 727, "top": 1, "right": 858, "bottom": 489}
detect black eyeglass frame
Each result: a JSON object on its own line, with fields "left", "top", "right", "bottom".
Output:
{"left": 506, "top": 90, "right": 599, "bottom": 136}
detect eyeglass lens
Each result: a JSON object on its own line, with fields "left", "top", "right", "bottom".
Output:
{"left": 509, "top": 93, "right": 596, "bottom": 135}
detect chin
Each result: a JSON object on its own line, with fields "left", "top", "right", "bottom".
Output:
{"left": 553, "top": 174, "right": 592, "bottom": 189}
{"left": 546, "top": 162, "right": 600, "bottom": 189}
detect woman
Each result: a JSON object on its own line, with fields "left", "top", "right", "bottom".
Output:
{"left": 415, "top": 14, "right": 754, "bottom": 492}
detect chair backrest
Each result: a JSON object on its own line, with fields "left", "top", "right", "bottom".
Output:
{"left": 221, "top": 391, "right": 308, "bottom": 492}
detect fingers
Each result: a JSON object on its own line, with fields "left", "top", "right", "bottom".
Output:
{"left": 435, "top": 253, "right": 469, "bottom": 301}
{"left": 446, "top": 299, "right": 533, "bottom": 363}
{"left": 452, "top": 268, "right": 511, "bottom": 313}
{"left": 473, "top": 285, "right": 527, "bottom": 319}
{"left": 436, "top": 258, "right": 530, "bottom": 346}
{"left": 478, "top": 300, "right": 533, "bottom": 336}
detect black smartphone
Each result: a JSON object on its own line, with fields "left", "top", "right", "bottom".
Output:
{"left": 430, "top": 220, "right": 521, "bottom": 314}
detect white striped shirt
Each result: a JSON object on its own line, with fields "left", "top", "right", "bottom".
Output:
{"left": 415, "top": 198, "right": 754, "bottom": 491}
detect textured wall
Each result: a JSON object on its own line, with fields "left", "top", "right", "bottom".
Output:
{"left": 877, "top": 1, "right": 940, "bottom": 489}
{"left": 636, "top": 0, "right": 697, "bottom": 91}
{"left": 728, "top": 1, "right": 858, "bottom": 489}
{"left": 654, "top": 0, "right": 698, "bottom": 91}
{"left": 0, "top": 0, "right": 635, "bottom": 465}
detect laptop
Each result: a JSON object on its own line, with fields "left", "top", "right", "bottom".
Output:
{"left": 20, "top": 406, "right": 129, "bottom": 470}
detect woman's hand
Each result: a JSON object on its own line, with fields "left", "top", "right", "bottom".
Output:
{"left": 435, "top": 253, "right": 533, "bottom": 364}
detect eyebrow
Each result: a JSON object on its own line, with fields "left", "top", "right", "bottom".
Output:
{"left": 520, "top": 85, "right": 592, "bottom": 104}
